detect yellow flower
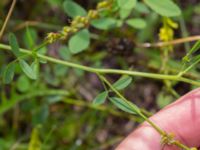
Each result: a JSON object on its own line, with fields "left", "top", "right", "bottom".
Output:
{"left": 166, "top": 18, "right": 178, "bottom": 29}
{"left": 159, "top": 26, "right": 174, "bottom": 42}
{"left": 159, "top": 18, "right": 178, "bottom": 42}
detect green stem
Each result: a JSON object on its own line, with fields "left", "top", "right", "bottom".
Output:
{"left": 173, "top": 141, "right": 192, "bottom": 150}
{"left": 98, "top": 75, "right": 165, "bottom": 135}
{"left": 98, "top": 75, "right": 192, "bottom": 150}
{"left": 1, "top": 43, "right": 200, "bottom": 86}
{"left": 0, "top": 43, "right": 195, "bottom": 149}
{"left": 179, "top": 57, "right": 200, "bottom": 77}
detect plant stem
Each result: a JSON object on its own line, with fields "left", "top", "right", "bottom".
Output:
{"left": 0, "top": 0, "right": 17, "bottom": 40}
{"left": 1, "top": 43, "right": 200, "bottom": 87}
{"left": 98, "top": 75, "right": 165, "bottom": 134}
{"left": 98, "top": 75, "right": 192, "bottom": 150}
{"left": 178, "top": 57, "right": 200, "bottom": 77}
{"left": 14, "top": 20, "right": 62, "bottom": 31}
{"left": 140, "top": 35, "right": 200, "bottom": 48}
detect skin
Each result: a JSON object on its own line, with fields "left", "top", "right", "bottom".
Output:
{"left": 116, "top": 88, "right": 200, "bottom": 150}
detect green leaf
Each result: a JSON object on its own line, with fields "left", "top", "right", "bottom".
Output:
{"left": 9, "top": 33, "right": 21, "bottom": 57}
{"left": 63, "top": 0, "right": 87, "bottom": 18}
{"left": 59, "top": 46, "right": 71, "bottom": 60}
{"left": 91, "top": 18, "right": 118, "bottom": 30}
{"left": 119, "top": 9, "right": 132, "bottom": 19}
{"left": 23, "top": 27, "right": 38, "bottom": 49}
{"left": 117, "top": 0, "right": 136, "bottom": 19}
{"left": 93, "top": 91, "right": 108, "bottom": 106}
{"left": 117, "top": 0, "right": 136, "bottom": 10}
{"left": 126, "top": 18, "right": 147, "bottom": 29}
{"left": 17, "top": 75, "right": 30, "bottom": 92}
{"left": 19, "top": 60, "right": 37, "bottom": 80}
{"left": 113, "top": 76, "right": 132, "bottom": 90}
{"left": 3, "top": 63, "right": 16, "bottom": 84}
{"left": 69, "top": 29, "right": 90, "bottom": 54}
{"left": 135, "top": 2, "right": 150, "bottom": 14}
{"left": 109, "top": 97, "right": 140, "bottom": 114}
{"left": 144, "top": 0, "right": 181, "bottom": 17}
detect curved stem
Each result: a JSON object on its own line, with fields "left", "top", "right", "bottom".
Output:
{"left": 1, "top": 43, "right": 200, "bottom": 87}
{"left": 98, "top": 75, "right": 192, "bottom": 150}
{"left": 98, "top": 74, "right": 164, "bottom": 134}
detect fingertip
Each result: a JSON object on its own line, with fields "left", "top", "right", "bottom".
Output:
{"left": 116, "top": 88, "right": 200, "bottom": 149}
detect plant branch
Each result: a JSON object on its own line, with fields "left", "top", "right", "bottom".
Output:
{"left": 98, "top": 75, "right": 193, "bottom": 150}
{"left": 178, "top": 57, "right": 200, "bottom": 77}
{"left": 1, "top": 43, "right": 200, "bottom": 87}
{"left": 98, "top": 74, "right": 164, "bottom": 134}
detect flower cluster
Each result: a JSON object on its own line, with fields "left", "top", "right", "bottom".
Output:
{"left": 46, "top": 0, "right": 113, "bottom": 44}
{"left": 159, "top": 18, "right": 178, "bottom": 42}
